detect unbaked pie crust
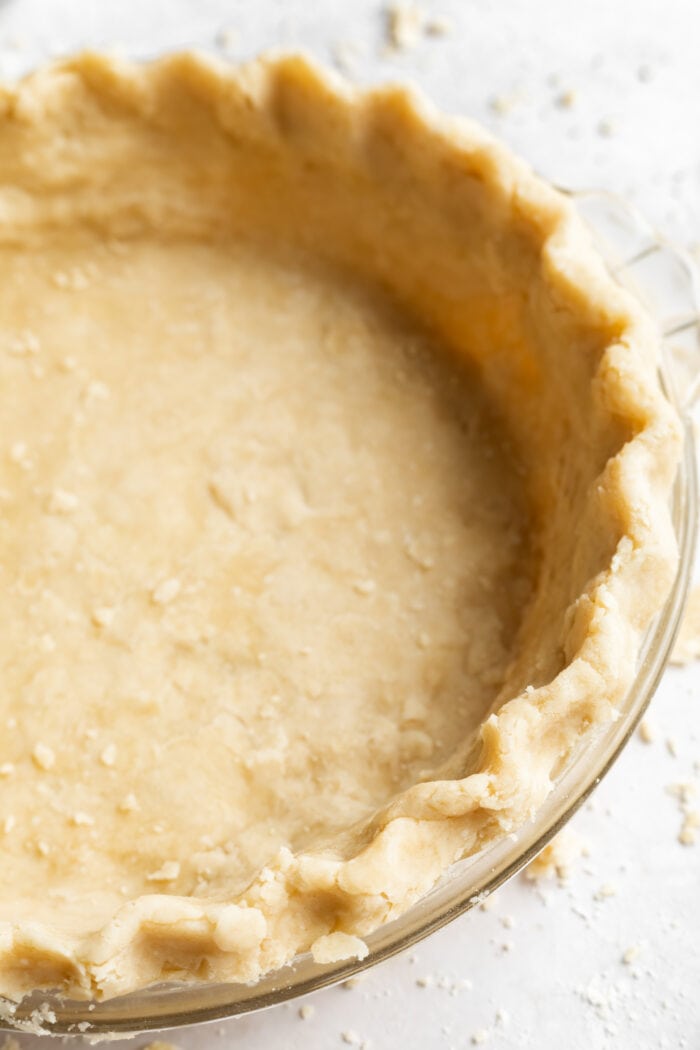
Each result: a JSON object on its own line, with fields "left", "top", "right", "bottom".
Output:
{"left": 0, "top": 51, "right": 680, "bottom": 1002}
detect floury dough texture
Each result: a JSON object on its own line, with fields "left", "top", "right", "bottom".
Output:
{"left": 0, "top": 53, "right": 680, "bottom": 1002}
{"left": 0, "top": 235, "right": 530, "bottom": 945}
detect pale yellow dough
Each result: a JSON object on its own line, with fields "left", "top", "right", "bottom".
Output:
{"left": 0, "top": 231, "right": 529, "bottom": 926}
{"left": 0, "top": 52, "right": 680, "bottom": 1002}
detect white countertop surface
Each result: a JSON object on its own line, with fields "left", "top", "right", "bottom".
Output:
{"left": 0, "top": 1, "right": 698, "bottom": 1047}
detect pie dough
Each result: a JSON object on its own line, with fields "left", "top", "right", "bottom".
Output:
{"left": 0, "top": 52, "right": 680, "bottom": 1003}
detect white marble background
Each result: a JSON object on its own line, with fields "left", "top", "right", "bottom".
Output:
{"left": 0, "top": 1, "right": 698, "bottom": 1047}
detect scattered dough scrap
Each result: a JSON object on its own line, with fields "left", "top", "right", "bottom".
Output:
{"left": 386, "top": 3, "right": 425, "bottom": 51}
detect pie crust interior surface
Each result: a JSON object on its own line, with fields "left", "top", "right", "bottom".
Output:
{"left": 0, "top": 52, "right": 680, "bottom": 1003}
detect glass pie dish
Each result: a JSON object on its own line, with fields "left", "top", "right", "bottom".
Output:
{"left": 1, "top": 189, "right": 698, "bottom": 1038}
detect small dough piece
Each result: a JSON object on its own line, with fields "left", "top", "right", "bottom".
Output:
{"left": 311, "top": 933, "right": 369, "bottom": 964}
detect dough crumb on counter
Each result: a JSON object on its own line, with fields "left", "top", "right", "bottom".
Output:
{"left": 425, "top": 16, "right": 451, "bottom": 36}
{"left": 638, "top": 718, "right": 656, "bottom": 744}
{"left": 555, "top": 87, "right": 577, "bottom": 109}
{"left": 679, "top": 812, "right": 699, "bottom": 845}
{"left": 215, "top": 27, "right": 238, "bottom": 56}
{"left": 471, "top": 1030, "right": 491, "bottom": 1045}
{"left": 666, "top": 780, "right": 699, "bottom": 844}
{"left": 385, "top": 3, "right": 424, "bottom": 51}
{"left": 383, "top": 3, "right": 449, "bottom": 52}
{"left": 621, "top": 944, "right": 643, "bottom": 965}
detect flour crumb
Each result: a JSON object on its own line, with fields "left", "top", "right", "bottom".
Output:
{"left": 332, "top": 40, "right": 362, "bottom": 76}
{"left": 679, "top": 811, "right": 699, "bottom": 846}
{"left": 298, "top": 1003, "right": 315, "bottom": 1020}
{"left": 594, "top": 882, "right": 617, "bottom": 901}
{"left": 216, "top": 27, "right": 238, "bottom": 55}
{"left": 489, "top": 94, "right": 515, "bottom": 117}
{"left": 53, "top": 266, "right": 90, "bottom": 291}
{"left": 0, "top": 763, "right": 14, "bottom": 777}
{"left": 666, "top": 737, "right": 678, "bottom": 758}
{"left": 453, "top": 977, "right": 473, "bottom": 993}
{"left": 9, "top": 441, "right": 30, "bottom": 468}
{"left": 666, "top": 781, "right": 696, "bottom": 806}
{"left": 638, "top": 719, "right": 655, "bottom": 744}
{"left": 489, "top": 90, "right": 527, "bottom": 117}
{"left": 471, "top": 1029, "right": 491, "bottom": 1045}
{"left": 119, "top": 793, "right": 139, "bottom": 813}
{"left": 341, "top": 1031, "right": 361, "bottom": 1045}
{"left": 100, "top": 743, "right": 118, "bottom": 767}
{"left": 622, "top": 944, "right": 643, "bottom": 965}
{"left": 39, "top": 632, "right": 56, "bottom": 654}
{"left": 140, "top": 1041, "right": 181, "bottom": 1050}
{"left": 146, "top": 860, "right": 181, "bottom": 882}
{"left": 385, "top": 3, "right": 424, "bottom": 51}
{"left": 48, "top": 488, "right": 79, "bottom": 514}
{"left": 32, "top": 742, "right": 55, "bottom": 771}
{"left": 70, "top": 811, "right": 95, "bottom": 827}
{"left": 92, "top": 606, "right": 115, "bottom": 629}
{"left": 85, "top": 379, "right": 111, "bottom": 402}
{"left": 152, "top": 577, "right": 181, "bottom": 605}
{"left": 7, "top": 329, "right": 40, "bottom": 356}
{"left": 425, "top": 17, "right": 451, "bottom": 36}
{"left": 555, "top": 88, "right": 577, "bottom": 108}
{"left": 524, "top": 828, "right": 588, "bottom": 882}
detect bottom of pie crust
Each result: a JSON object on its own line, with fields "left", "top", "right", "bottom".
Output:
{"left": 0, "top": 228, "right": 532, "bottom": 949}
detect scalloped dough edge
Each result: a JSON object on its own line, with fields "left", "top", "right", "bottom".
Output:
{"left": 0, "top": 50, "right": 681, "bottom": 1004}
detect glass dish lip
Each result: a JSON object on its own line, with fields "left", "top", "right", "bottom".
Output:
{"left": 2, "top": 190, "right": 698, "bottom": 1037}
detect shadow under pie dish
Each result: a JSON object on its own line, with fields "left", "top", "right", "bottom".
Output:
{"left": 0, "top": 51, "right": 682, "bottom": 1006}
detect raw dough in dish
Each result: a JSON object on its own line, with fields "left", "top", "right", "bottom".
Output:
{"left": 0, "top": 52, "right": 680, "bottom": 1003}
{"left": 0, "top": 234, "right": 530, "bottom": 932}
